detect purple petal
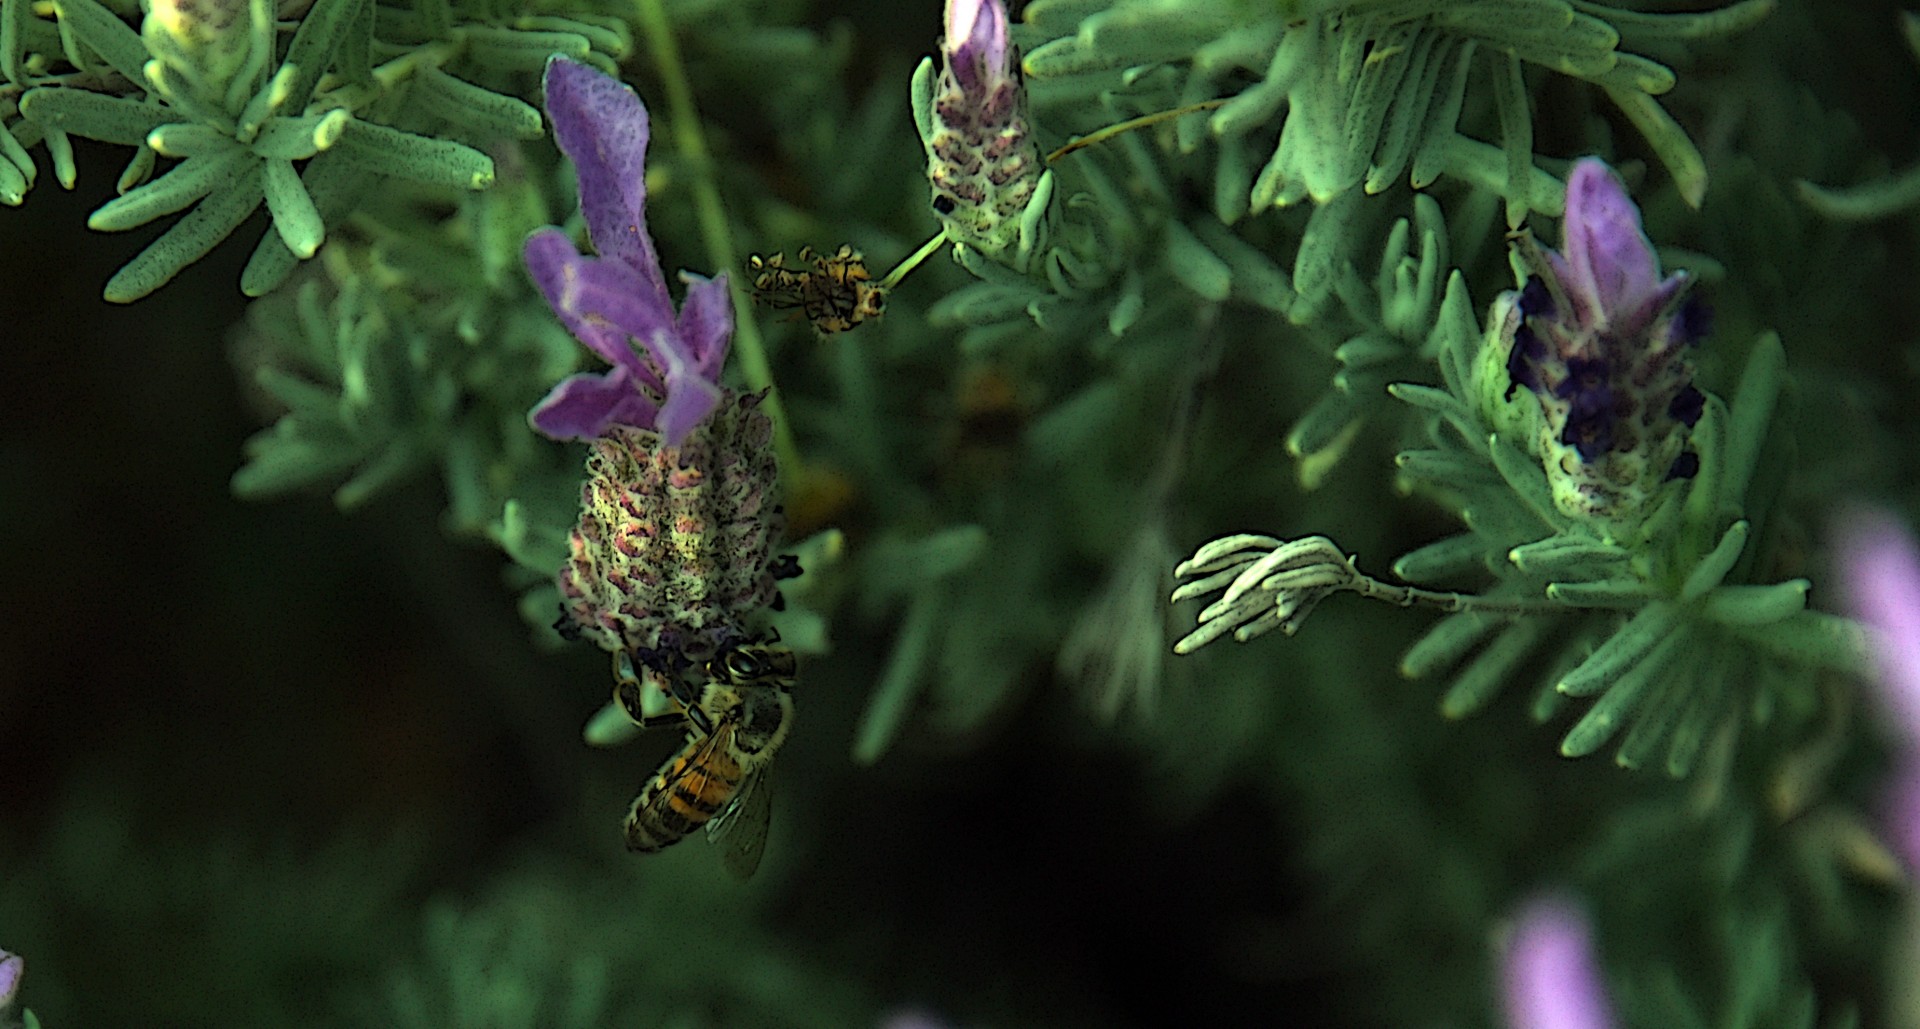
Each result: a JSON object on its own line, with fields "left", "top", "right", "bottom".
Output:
{"left": 1884, "top": 757, "right": 1920, "bottom": 874}
{"left": 524, "top": 229, "right": 672, "bottom": 392}
{"left": 649, "top": 327, "right": 726, "bottom": 447}
{"left": 1561, "top": 159, "right": 1673, "bottom": 335}
{"left": 1501, "top": 895, "right": 1614, "bottom": 1029}
{"left": 0, "top": 951, "right": 20, "bottom": 1006}
{"left": 541, "top": 57, "right": 672, "bottom": 315}
{"left": 530, "top": 366, "right": 660, "bottom": 441}
{"left": 945, "top": 0, "right": 1010, "bottom": 95}
{"left": 674, "top": 271, "right": 734, "bottom": 382}
{"left": 1835, "top": 506, "right": 1920, "bottom": 744}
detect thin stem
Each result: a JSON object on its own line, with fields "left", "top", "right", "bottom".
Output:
{"left": 1045, "top": 98, "right": 1229, "bottom": 164}
{"left": 877, "top": 228, "right": 950, "bottom": 291}
{"left": 634, "top": 0, "right": 801, "bottom": 479}
{"left": 1347, "top": 576, "right": 1558, "bottom": 616}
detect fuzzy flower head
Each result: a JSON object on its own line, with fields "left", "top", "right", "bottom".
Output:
{"left": 144, "top": 0, "right": 266, "bottom": 106}
{"left": 1835, "top": 506, "right": 1920, "bottom": 871}
{"left": 921, "top": 0, "right": 1046, "bottom": 260}
{"left": 1499, "top": 895, "right": 1615, "bottom": 1029}
{"left": 526, "top": 57, "right": 731, "bottom": 448}
{"left": 1486, "top": 158, "right": 1710, "bottom": 527}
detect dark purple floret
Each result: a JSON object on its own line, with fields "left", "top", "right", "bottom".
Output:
{"left": 1555, "top": 357, "right": 1616, "bottom": 460}
{"left": 1668, "top": 384, "right": 1704, "bottom": 428}
{"left": 1518, "top": 275, "right": 1554, "bottom": 319}
{"left": 1671, "top": 294, "right": 1712, "bottom": 346}
{"left": 1506, "top": 323, "right": 1547, "bottom": 399}
{"left": 1667, "top": 451, "right": 1700, "bottom": 480}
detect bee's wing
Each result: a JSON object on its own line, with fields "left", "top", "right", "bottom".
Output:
{"left": 626, "top": 725, "right": 735, "bottom": 839}
{"left": 706, "top": 768, "right": 773, "bottom": 879}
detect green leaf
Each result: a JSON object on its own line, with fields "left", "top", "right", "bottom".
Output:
{"left": 1409, "top": 38, "right": 1474, "bottom": 188}
{"left": 1726, "top": 611, "right": 1869, "bottom": 676}
{"left": 1367, "top": 32, "right": 1448, "bottom": 193}
{"left": 88, "top": 145, "right": 253, "bottom": 231}
{"left": 1338, "top": 22, "right": 1419, "bottom": 192}
{"left": 1678, "top": 519, "right": 1747, "bottom": 602}
{"left": 1701, "top": 581, "right": 1808, "bottom": 626}
{"left": 0, "top": 151, "right": 26, "bottom": 204}
{"left": 148, "top": 121, "right": 237, "bottom": 157}
{"left": 410, "top": 65, "right": 544, "bottom": 140}
{"left": 1191, "top": 216, "right": 1292, "bottom": 313}
{"left": 1719, "top": 332, "right": 1783, "bottom": 513}
{"left": 261, "top": 156, "right": 323, "bottom": 258}
{"left": 1507, "top": 535, "right": 1629, "bottom": 577}
{"left": 1163, "top": 220, "right": 1230, "bottom": 301}
{"left": 278, "top": 0, "right": 363, "bottom": 112}
{"left": 2, "top": 0, "right": 35, "bottom": 86}
{"left": 458, "top": 25, "right": 592, "bottom": 71}
{"left": 1611, "top": 642, "right": 1697, "bottom": 771}
{"left": 1558, "top": 601, "right": 1676, "bottom": 697}
{"left": 1286, "top": 391, "right": 1363, "bottom": 489}
{"left": 329, "top": 117, "right": 494, "bottom": 190}
{"left": 19, "top": 87, "right": 175, "bottom": 146}
{"left": 241, "top": 150, "right": 367, "bottom": 296}
{"left": 1393, "top": 532, "right": 1492, "bottom": 585}
{"left": 1798, "top": 167, "right": 1920, "bottom": 221}
{"left": 1546, "top": 577, "right": 1656, "bottom": 609}
{"left": 852, "top": 590, "right": 941, "bottom": 765}
{"left": 1604, "top": 84, "right": 1707, "bottom": 207}
{"left": 103, "top": 161, "right": 264, "bottom": 301}
{"left": 52, "top": 0, "right": 150, "bottom": 86}
{"left": 1574, "top": 0, "right": 1776, "bottom": 42}
{"left": 1486, "top": 434, "right": 1563, "bottom": 531}
{"left": 1395, "top": 448, "right": 1499, "bottom": 493}
{"left": 1490, "top": 49, "right": 1534, "bottom": 228}
{"left": 1561, "top": 622, "right": 1686, "bottom": 757}
{"left": 1401, "top": 610, "right": 1504, "bottom": 679}
{"left": 1443, "top": 617, "right": 1547, "bottom": 718}
{"left": 251, "top": 108, "right": 350, "bottom": 160}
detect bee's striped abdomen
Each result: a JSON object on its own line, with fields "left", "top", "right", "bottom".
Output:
{"left": 624, "top": 741, "right": 744, "bottom": 853}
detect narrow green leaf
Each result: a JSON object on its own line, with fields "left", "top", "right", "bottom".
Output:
{"left": 1490, "top": 49, "right": 1533, "bottom": 228}
{"left": 1366, "top": 30, "right": 1445, "bottom": 193}
{"left": 0, "top": 154, "right": 26, "bottom": 205}
{"left": 1586, "top": 52, "right": 1675, "bottom": 95}
{"left": 1410, "top": 38, "right": 1473, "bottom": 188}
{"left": 1720, "top": 332, "right": 1783, "bottom": 512}
{"left": 1191, "top": 216, "right": 1292, "bottom": 313}
{"left": 103, "top": 162, "right": 264, "bottom": 301}
{"left": 335, "top": 441, "right": 419, "bottom": 509}
{"left": 1701, "top": 580, "right": 1808, "bottom": 627}
{"left": 1561, "top": 623, "right": 1686, "bottom": 757}
{"left": 1401, "top": 610, "right": 1504, "bottom": 679}
{"left": 1163, "top": 220, "right": 1230, "bottom": 301}
{"left": 1339, "top": 22, "right": 1419, "bottom": 192}
{"left": 1546, "top": 577, "right": 1656, "bottom": 609}
{"left": 89, "top": 146, "right": 253, "bottom": 230}
{"left": 1612, "top": 642, "right": 1699, "bottom": 770}
{"left": 330, "top": 117, "right": 494, "bottom": 190}
{"left": 1727, "top": 610, "right": 1870, "bottom": 676}
{"left": 0, "top": 121, "right": 35, "bottom": 186}
{"left": 1393, "top": 533, "right": 1492, "bottom": 585}
{"left": 45, "top": 125, "right": 75, "bottom": 187}
{"left": 1292, "top": 187, "right": 1361, "bottom": 320}
{"left": 149, "top": 122, "right": 236, "bottom": 158}
{"left": 582, "top": 701, "right": 641, "bottom": 748}
{"left": 1, "top": 0, "right": 35, "bottom": 86}
{"left": 1443, "top": 617, "right": 1546, "bottom": 719}
{"left": 458, "top": 25, "right": 592, "bottom": 71}
{"left": 261, "top": 156, "right": 323, "bottom": 258}
{"left": 52, "top": 0, "right": 149, "bottom": 86}
{"left": 1396, "top": 448, "right": 1499, "bottom": 492}
{"left": 1679, "top": 519, "right": 1748, "bottom": 601}
{"left": 1665, "top": 641, "right": 1730, "bottom": 777}
{"left": 410, "top": 65, "right": 544, "bottom": 140}
{"left": 1429, "top": 271, "right": 1479, "bottom": 398}
{"left": 1558, "top": 601, "right": 1676, "bottom": 697}
{"left": 1486, "top": 434, "right": 1563, "bottom": 530}
{"left": 1604, "top": 85, "right": 1706, "bottom": 207}
{"left": 1572, "top": 0, "right": 1775, "bottom": 42}
{"left": 19, "top": 87, "right": 175, "bottom": 146}
{"left": 1797, "top": 169, "right": 1920, "bottom": 222}
{"left": 852, "top": 590, "right": 941, "bottom": 765}
{"left": 1507, "top": 535, "right": 1629, "bottom": 577}
{"left": 251, "top": 109, "right": 350, "bottom": 160}
{"left": 278, "top": 0, "right": 363, "bottom": 112}
{"left": 1288, "top": 392, "right": 1364, "bottom": 490}
{"left": 242, "top": 151, "right": 366, "bottom": 296}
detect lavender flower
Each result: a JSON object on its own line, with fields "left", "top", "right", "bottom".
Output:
{"left": 0, "top": 948, "right": 20, "bottom": 1011}
{"left": 526, "top": 57, "right": 731, "bottom": 448}
{"left": 1486, "top": 158, "right": 1710, "bottom": 527}
{"left": 1835, "top": 506, "right": 1920, "bottom": 871}
{"left": 1500, "top": 895, "right": 1615, "bottom": 1029}
{"left": 922, "top": 0, "right": 1046, "bottom": 260}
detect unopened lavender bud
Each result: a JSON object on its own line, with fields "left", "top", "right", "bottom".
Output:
{"left": 1480, "top": 158, "right": 1710, "bottom": 529}
{"left": 921, "top": 0, "right": 1047, "bottom": 260}
{"left": 557, "top": 392, "right": 784, "bottom": 674}
{"left": 144, "top": 0, "right": 267, "bottom": 109}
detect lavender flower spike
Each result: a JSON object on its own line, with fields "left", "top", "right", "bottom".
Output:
{"left": 1483, "top": 158, "right": 1710, "bottom": 527}
{"left": 526, "top": 56, "right": 731, "bottom": 447}
{"left": 1500, "top": 895, "right": 1615, "bottom": 1029}
{"left": 921, "top": 0, "right": 1047, "bottom": 262}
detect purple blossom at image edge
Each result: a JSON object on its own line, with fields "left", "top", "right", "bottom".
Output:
{"left": 524, "top": 56, "right": 731, "bottom": 447}
{"left": 1501, "top": 894, "right": 1615, "bottom": 1029}
{"left": 1835, "top": 505, "right": 1920, "bottom": 871}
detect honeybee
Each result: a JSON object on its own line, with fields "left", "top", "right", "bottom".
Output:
{"left": 616, "top": 642, "right": 798, "bottom": 878}
{"left": 747, "top": 244, "right": 887, "bottom": 334}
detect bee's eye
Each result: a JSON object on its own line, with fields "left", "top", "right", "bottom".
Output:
{"left": 726, "top": 652, "right": 763, "bottom": 679}
{"left": 614, "top": 680, "right": 646, "bottom": 723}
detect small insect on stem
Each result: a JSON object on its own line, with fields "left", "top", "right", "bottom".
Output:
{"left": 747, "top": 244, "right": 888, "bottom": 335}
